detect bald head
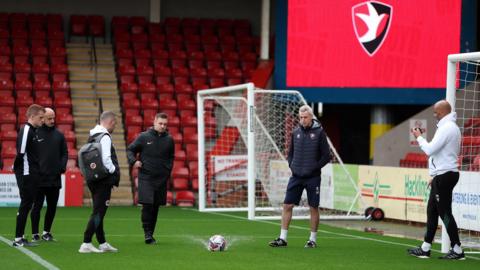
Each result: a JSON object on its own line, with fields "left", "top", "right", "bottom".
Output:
{"left": 44, "top": 108, "right": 55, "bottom": 127}
{"left": 433, "top": 100, "right": 452, "bottom": 121}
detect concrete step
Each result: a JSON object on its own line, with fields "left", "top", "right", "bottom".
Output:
{"left": 71, "top": 81, "right": 118, "bottom": 90}
{"left": 66, "top": 47, "right": 113, "bottom": 54}
{"left": 69, "top": 74, "right": 117, "bottom": 82}
{"left": 71, "top": 93, "right": 118, "bottom": 99}
{"left": 67, "top": 42, "right": 112, "bottom": 49}
{"left": 69, "top": 65, "right": 115, "bottom": 73}
{"left": 68, "top": 59, "right": 115, "bottom": 65}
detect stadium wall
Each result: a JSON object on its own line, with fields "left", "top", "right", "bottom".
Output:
{"left": 373, "top": 106, "right": 436, "bottom": 166}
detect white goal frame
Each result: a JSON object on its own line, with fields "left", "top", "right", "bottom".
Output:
{"left": 197, "top": 83, "right": 365, "bottom": 221}
{"left": 443, "top": 51, "right": 480, "bottom": 254}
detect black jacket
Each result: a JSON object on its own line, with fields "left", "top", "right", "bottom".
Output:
{"left": 287, "top": 119, "right": 331, "bottom": 179}
{"left": 37, "top": 125, "right": 68, "bottom": 187}
{"left": 127, "top": 128, "right": 175, "bottom": 179}
{"left": 14, "top": 123, "right": 42, "bottom": 177}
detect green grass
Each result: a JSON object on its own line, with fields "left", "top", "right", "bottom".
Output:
{"left": 0, "top": 207, "right": 479, "bottom": 270}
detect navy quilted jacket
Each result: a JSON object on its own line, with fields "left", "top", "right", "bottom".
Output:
{"left": 287, "top": 119, "right": 331, "bottom": 178}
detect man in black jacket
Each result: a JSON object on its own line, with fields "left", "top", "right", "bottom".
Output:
{"left": 30, "top": 108, "right": 68, "bottom": 242}
{"left": 269, "top": 105, "right": 331, "bottom": 248}
{"left": 79, "top": 111, "right": 120, "bottom": 253}
{"left": 127, "top": 113, "right": 175, "bottom": 244}
{"left": 13, "top": 104, "right": 45, "bottom": 247}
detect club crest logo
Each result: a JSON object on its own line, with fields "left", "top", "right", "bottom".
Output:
{"left": 352, "top": 1, "right": 392, "bottom": 56}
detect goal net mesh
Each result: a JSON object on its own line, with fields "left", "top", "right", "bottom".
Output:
{"left": 198, "top": 85, "right": 364, "bottom": 219}
{"left": 450, "top": 58, "right": 480, "bottom": 252}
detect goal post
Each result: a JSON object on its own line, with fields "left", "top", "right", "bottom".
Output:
{"left": 443, "top": 52, "right": 480, "bottom": 254}
{"left": 197, "top": 83, "right": 365, "bottom": 221}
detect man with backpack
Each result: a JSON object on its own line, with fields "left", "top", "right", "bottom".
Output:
{"left": 78, "top": 111, "right": 120, "bottom": 253}
{"left": 31, "top": 108, "right": 68, "bottom": 242}
{"left": 127, "top": 113, "right": 175, "bottom": 244}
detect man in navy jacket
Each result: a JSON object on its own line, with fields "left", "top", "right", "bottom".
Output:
{"left": 269, "top": 105, "right": 331, "bottom": 248}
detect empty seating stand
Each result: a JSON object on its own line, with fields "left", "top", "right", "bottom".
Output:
{"left": 114, "top": 16, "right": 259, "bottom": 206}
{"left": 0, "top": 12, "right": 76, "bottom": 171}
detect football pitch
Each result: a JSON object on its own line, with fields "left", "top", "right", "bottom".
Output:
{"left": 0, "top": 207, "right": 479, "bottom": 270}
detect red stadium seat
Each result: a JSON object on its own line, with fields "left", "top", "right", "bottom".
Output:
{"left": 1, "top": 146, "right": 16, "bottom": 159}
{"left": 88, "top": 15, "right": 105, "bottom": 37}
{"left": 70, "top": 15, "right": 88, "bottom": 37}
{"left": 175, "top": 191, "right": 195, "bottom": 207}
{"left": 56, "top": 113, "right": 74, "bottom": 125}
{"left": 52, "top": 73, "right": 68, "bottom": 82}
{"left": 63, "top": 130, "right": 76, "bottom": 143}
{"left": 125, "top": 115, "right": 143, "bottom": 126}
{"left": 180, "top": 115, "right": 197, "bottom": 127}
{"left": 136, "top": 65, "right": 154, "bottom": 76}
{"left": 32, "top": 63, "right": 50, "bottom": 74}
{"left": 159, "top": 98, "right": 177, "bottom": 111}
{"left": 134, "top": 48, "right": 151, "bottom": 59}
{"left": 184, "top": 133, "right": 198, "bottom": 144}
{"left": 33, "top": 80, "right": 51, "bottom": 91}
{"left": 123, "top": 98, "right": 140, "bottom": 109}
{"left": 35, "top": 96, "right": 53, "bottom": 107}
{"left": 54, "top": 97, "right": 72, "bottom": 108}
{"left": 14, "top": 62, "right": 31, "bottom": 73}
{"left": 52, "top": 81, "right": 70, "bottom": 92}
{"left": 51, "top": 63, "right": 68, "bottom": 74}
{"left": 15, "top": 79, "right": 33, "bottom": 91}
{"left": 16, "top": 95, "right": 34, "bottom": 107}
{"left": 0, "top": 93, "right": 14, "bottom": 106}
{"left": 178, "top": 99, "right": 196, "bottom": 111}
{"left": 0, "top": 130, "right": 17, "bottom": 141}
{"left": 154, "top": 66, "right": 172, "bottom": 77}
{"left": 141, "top": 98, "right": 159, "bottom": 110}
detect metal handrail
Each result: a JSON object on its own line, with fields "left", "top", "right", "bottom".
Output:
{"left": 90, "top": 36, "right": 99, "bottom": 107}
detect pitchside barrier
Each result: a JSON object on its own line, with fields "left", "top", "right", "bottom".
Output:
{"left": 0, "top": 170, "right": 84, "bottom": 207}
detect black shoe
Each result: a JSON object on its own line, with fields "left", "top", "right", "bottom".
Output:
{"left": 42, "top": 233, "right": 54, "bottom": 241}
{"left": 269, "top": 238, "right": 287, "bottom": 247}
{"left": 407, "top": 246, "right": 430, "bottom": 258}
{"left": 439, "top": 249, "right": 465, "bottom": 260}
{"left": 145, "top": 236, "right": 156, "bottom": 244}
{"left": 31, "top": 234, "right": 41, "bottom": 242}
{"left": 304, "top": 240, "right": 317, "bottom": 248}
{"left": 13, "top": 238, "right": 39, "bottom": 247}
{"left": 145, "top": 232, "right": 156, "bottom": 245}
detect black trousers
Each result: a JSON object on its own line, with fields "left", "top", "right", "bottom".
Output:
{"left": 15, "top": 174, "right": 39, "bottom": 238}
{"left": 140, "top": 178, "right": 167, "bottom": 236}
{"left": 31, "top": 186, "right": 60, "bottom": 234}
{"left": 424, "top": 171, "right": 461, "bottom": 247}
{"left": 83, "top": 184, "right": 112, "bottom": 244}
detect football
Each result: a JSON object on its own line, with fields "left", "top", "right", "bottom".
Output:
{"left": 208, "top": 235, "right": 226, "bottom": 252}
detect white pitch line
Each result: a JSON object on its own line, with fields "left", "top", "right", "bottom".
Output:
{"left": 192, "top": 210, "right": 480, "bottom": 261}
{"left": 0, "top": 235, "right": 60, "bottom": 270}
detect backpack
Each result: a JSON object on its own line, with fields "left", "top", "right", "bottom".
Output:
{"left": 78, "top": 133, "right": 110, "bottom": 183}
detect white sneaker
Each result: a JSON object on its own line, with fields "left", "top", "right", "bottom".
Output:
{"left": 99, "top": 242, "right": 118, "bottom": 252}
{"left": 79, "top": 243, "right": 103, "bottom": 253}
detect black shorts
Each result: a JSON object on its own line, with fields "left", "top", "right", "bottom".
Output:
{"left": 284, "top": 175, "right": 321, "bottom": 208}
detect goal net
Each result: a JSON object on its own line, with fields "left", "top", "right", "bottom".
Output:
{"left": 443, "top": 52, "right": 480, "bottom": 253}
{"left": 197, "top": 83, "right": 365, "bottom": 220}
